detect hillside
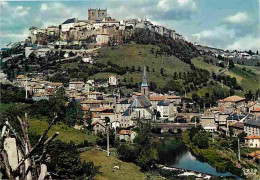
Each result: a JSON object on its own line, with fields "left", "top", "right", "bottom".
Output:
{"left": 95, "top": 44, "right": 191, "bottom": 88}
{"left": 192, "top": 57, "right": 260, "bottom": 93}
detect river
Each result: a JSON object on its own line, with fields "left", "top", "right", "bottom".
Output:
{"left": 155, "top": 135, "right": 240, "bottom": 178}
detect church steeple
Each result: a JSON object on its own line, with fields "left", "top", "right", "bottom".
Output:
{"left": 141, "top": 66, "right": 149, "bottom": 97}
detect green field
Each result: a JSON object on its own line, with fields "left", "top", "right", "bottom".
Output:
{"left": 81, "top": 149, "right": 146, "bottom": 180}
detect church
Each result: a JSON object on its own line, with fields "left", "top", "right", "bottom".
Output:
{"left": 124, "top": 66, "right": 155, "bottom": 121}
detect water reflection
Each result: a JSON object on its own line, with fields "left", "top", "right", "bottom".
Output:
{"left": 155, "top": 135, "right": 238, "bottom": 177}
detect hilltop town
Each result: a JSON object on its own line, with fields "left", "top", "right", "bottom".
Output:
{"left": 1, "top": 7, "right": 260, "bottom": 180}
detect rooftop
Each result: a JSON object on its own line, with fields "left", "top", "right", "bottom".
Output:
{"left": 245, "top": 136, "right": 260, "bottom": 140}
{"left": 221, "top": 95, "right": 245, "bottom": 102}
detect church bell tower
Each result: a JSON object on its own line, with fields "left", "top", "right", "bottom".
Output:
{"left": 141, "top": 66, "right": 149, "bottom": 97}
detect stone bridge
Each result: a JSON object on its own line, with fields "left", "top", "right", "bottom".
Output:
{"left": 151, "top": 123, "right": 195, "bottom": 133}
{"left": 175, "top": 113, "right": 201, "bottom": 122}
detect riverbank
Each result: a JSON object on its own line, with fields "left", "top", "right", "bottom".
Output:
{"left": 182, "top": 131, "right": 245, "bottom": 178}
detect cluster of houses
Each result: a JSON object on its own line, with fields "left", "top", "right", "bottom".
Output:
{"left": 13, "top": 67, "right": 182, "bottom": 142}
{"left": 27, "top": 8, "right": 185, "bottom": 48}
{"left": 195, "top": 44, "right": 260, "bottom": 60}
{"left": 12, "top": 64, "right": 260, "bottom": 145}
{"left": 199, "top": 95, "right": 260, "bottom": 149}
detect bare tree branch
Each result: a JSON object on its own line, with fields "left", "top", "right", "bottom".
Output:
{"left": 1, "top": 150, "right": 15, "bottom": 180}
{"left": 13, "top": 116, "right": 57, "bottom": 173}
{"left": 39, "top": 132, "right": 59, "bottom": 163}
{"left": 4, "top": 121, "right": 25, "bottom": 154}
{"left": 37, "top": 164, "right": 47, "bottom": 180}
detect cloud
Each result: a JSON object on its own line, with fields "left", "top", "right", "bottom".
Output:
{"left": 40, "top": 3, "right": 48, "bottom": 11}
{"left": 226, "top": 35, "right": 260, "bottom": 51}
{"left": 191, "top": 26, "right": 235, "bottom": 49}
{"left": 13, "top": 6, "right": 31, "bottom": 16}
{"left": 225, "top": 12, "right": 249, "bottom": 24}
{"left": 158, "top": 0, "right": 196, "bottom": 11}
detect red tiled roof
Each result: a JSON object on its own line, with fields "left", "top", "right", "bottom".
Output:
{"left": 119, "top": 130, "right": 131, "bottom": 135}
{"left": 245, "top": 136, "right": 260, "bottom": 140}
{"left": 222, "top": 95, "right": 245, "bottom": 102}
{"left": 149, "top": 96, "right": 166, "bottom": 101}
{"left": 251, "top": 108, "right": 260, "bottom": 112}
{"left": 81, "top": 106, "right": 90, "bottom": 111}
{"left": 17, "top": 75, "right": 24, "bottom": 79}
{"left": 101, "top": 113, "right": 114, "bottom": 115}
{"left": 92, "top": 113, "right": 100, "bottom": 118}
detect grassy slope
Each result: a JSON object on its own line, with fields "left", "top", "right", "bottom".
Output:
{"left": 192, "top": 57, "right": 260, "bottom": 93}
{"left": 186, "top": 83, "right": 230, "bottom": 98}
{"left": 81, "top": 149, "right": 146, "bottom": 180}
{"left": 192, "top": 57, "right": 223, "bottom": 73}
{"left": 0, "top": 103, "right": 15, "bottom": 113}
{"left": 28, "top": 118, "right": 96, "bottom": 144}
{"left": 226, "top": 66, "right": 260, "bottom": 92}
{"left": 97, "top": 44, "right": 191, "bottom": 88}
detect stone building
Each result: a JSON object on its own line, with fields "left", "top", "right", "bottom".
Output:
{"left": 88, "top": 8, "right": 107, "bottom": 21}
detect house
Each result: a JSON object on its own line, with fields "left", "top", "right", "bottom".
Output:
{"left": 226, "top": 113, "right": 247, "bottom": 127}
{"left": 149, "top": 96, "right": 167, "bottom": 109}
{"left": 119, "top": 130, "right": 137, "bottom": 142}
{"left": 81, "top": 100, "right": 112, "bottom": 109}
{"left": 100, "top": 113, "right": 115, "bottom": 123}
{"left": 32, "top": 84, "right": 45, "bottom": 94}
{"left": 218, "top": 95, "right": 246, "bottom": 113}
{"left": 216, "top": 114, "right": 230, "bottom": 128}
{"left": 96, "top": 34, "right": 110, "bottom": 45}
{"left": 92, "top": 120, "right": 106, "bottom": 134}
{"left": 156, "top": 100, "right": 175, "bottom": 119}
{"left": 201, "top": 111, "right": 216, "bottom": 132}
{"left": 61, "top": 18, "right": 77, "bottom": 32}
{"left": 228, "top": 122, "right": 244, "bottom": 137}
{"left": 245, "top": 136, "right": 260, "bottom": 148}
{"left": 115, "top": 99, "right": 131, "bottom": 113}
{"left": 250, "top": 107, "right": 260, "bottom": 115}
{"left": 244, "top": 115, "right": 260, "bottom": 136}
{"left": 69, "top": 81, "right": 84, "bottom": 90}
{"left": 15, "top": 75, "right": 26, "bottom": 87}
{"left": 108, "top": 75, "right": 118, "bottom": 86}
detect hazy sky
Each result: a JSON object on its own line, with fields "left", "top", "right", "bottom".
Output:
{"left": 0, "top": 0, "right": 259, "bottom": 51}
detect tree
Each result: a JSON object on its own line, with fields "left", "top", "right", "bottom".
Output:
{"left": 48, "top": 140, "right": 100, "bottom": 179}
{"left": 117, "top": 143, "right": 139, "bottom": 162}
{"left": 192, "top": 131, "right": 209, "bottom": 149}
{"left": 229, "top": 126, "right": 234, "bottom": 137}
{"left": 65, "top": 99, "right": 84, "bottom": 126}
{"left": 136, "top": 147, "right": 158, "bottom": 171}
{"left": 192, "top": 93, "right": 200, "bottom": 103}
{"left": 160, "top": 68, "right": 164, "bottom": 75}
{"left": 156, "top": 111, "right": 161, "bottom": 120}
{"left": 228, "top": 60, "right": 235, "bottom": 69}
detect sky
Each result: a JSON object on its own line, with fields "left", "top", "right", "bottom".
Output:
{"left": 0, "top": 0, "right": 259, "bottom": 51}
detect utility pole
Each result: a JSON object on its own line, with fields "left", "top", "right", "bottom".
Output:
{"left": 105, "top": 117, "right": 110, "bottom": 157}
{"left": 212, "top": 131, "right": 214, "bottom": 143}
{"left": 25, "top": 75, "right": 28, "bottom": 99}
{"left": 238, "top": 138, "right": 241, "bottom": 162}
{"left": 107, "top": 124, "right": 109, "bottom": 157}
